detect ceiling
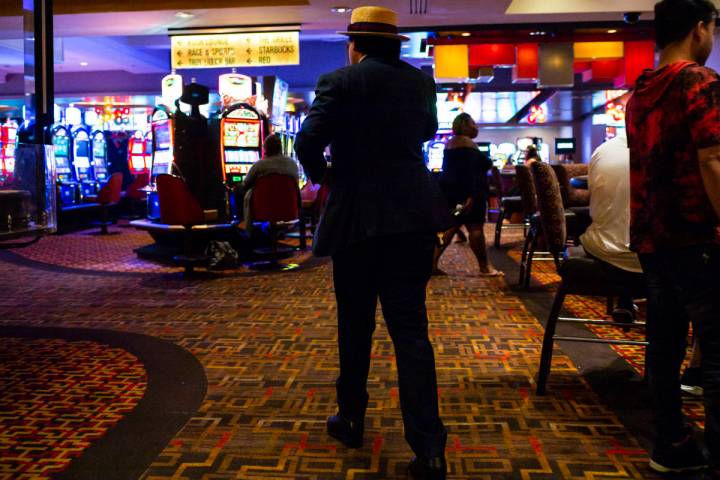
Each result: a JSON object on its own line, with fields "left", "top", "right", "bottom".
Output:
{"left": 0, "top": 0, "right": 660, "bottom": 38}
{"left": 0, "top": 0, "right": 664, "bottom": 97}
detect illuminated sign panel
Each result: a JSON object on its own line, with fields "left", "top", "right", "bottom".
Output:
{"left": 172, "top": 32, "right": 300, "bottom": 69}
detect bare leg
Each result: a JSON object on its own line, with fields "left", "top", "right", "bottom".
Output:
{"left": 432, "top": 227, "right": 458, "bottom": 275}
{"left": 690, "top": 336, "right": 702, "bottom": 368}
{"left": 467, "top": 223, "right": 501, "bottom": 276}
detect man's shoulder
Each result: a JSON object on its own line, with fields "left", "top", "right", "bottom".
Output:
{"left": 679, "top": 64, "right": 720, "bottom": 88}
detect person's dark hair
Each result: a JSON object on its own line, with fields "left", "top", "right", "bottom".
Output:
{"left": 350, "top": 35, "right": 402, "bottom": 59}
{"left": 655, "top": 0, "right": 717, "bottom": 49}
{"left": 263, "top": 134, "right": 283, "bottom": 157}
{"left": 526, "top": 145, "right": 540, "bottom": 160}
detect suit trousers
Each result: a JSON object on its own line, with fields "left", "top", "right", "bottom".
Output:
{"left": 332, "top": 233, "right": 448, "bottom": 459}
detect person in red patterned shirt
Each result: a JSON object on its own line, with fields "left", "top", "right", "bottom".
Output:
{"left": 626, "top": 0, "right": 720, "bottom": 477}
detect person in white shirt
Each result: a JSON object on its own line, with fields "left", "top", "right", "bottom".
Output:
{"left": 580, "top": 132, "right": 644, "bottom": 322}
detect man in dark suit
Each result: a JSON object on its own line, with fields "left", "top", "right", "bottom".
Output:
{"left": 295, "top": 6, "right": 452, "bottom": 479}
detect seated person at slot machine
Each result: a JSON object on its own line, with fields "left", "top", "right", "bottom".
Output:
{"left": 580, "top": 132, "right": 645, "bottom": 323}
{"left": 524, "top": 145, "right": 541, "bottom": 165}
{"left": 242, "top": 134, "right": 299, "bottom": 225}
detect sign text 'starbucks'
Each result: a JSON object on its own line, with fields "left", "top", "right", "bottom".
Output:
{"left": 171, "top": 32, "right": 300, "bottom": 69}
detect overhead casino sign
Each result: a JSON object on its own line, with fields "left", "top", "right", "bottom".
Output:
{"left": 171, "top": 31, "right": 300, "bottom": 69}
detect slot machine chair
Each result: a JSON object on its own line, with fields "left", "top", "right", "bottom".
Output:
{"left": 248, "top": 174, "right": 303, "bottom": 270}
{"left": 85, "top": 172, "right": 123, "bottom": 235}
{"left": 490, "top": 166, "right": 524, "bottom": 248}
{"left": 518, "top": 163, "right": 590, "bottom": 289}
{"left": 532, "top": 161, "right": 647, "bottom": 394}
{"left": 286, "top": 181, "right": 321, "bottom": 250}
{"left": 122, "top": 172, "right": 150, "bottom": 219}
{"left": 156, "top": 174, "right": 212, "bottom": 275}
{"left": 551, "top": 163, "right": 590, "bottom": 208}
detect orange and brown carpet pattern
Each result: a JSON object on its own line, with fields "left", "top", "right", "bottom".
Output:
{"left": 0, "top": 338, "right": 147, "bottom": 478}
{"left": 0, "top": 227, "right": 663, "bottom": 479}
{"left": 3, "top": 223, "right": 314, "bottom": 276}
{"left": 504, "top": 234, "right": 704, "bottom": 427}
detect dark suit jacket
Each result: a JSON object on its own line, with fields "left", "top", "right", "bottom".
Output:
{"left": 295, "top": 55, "right": 452, "bottom": 257}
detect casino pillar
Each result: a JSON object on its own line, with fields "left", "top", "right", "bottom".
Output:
{"left": 23, "top": 0, "right": 55, "bottom": 224}
{"left": 24, "top": 0, "right": 54, "bottom": 144}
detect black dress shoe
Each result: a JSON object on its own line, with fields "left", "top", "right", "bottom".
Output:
{"left": 407, "top": 456, "right": 447, "bottom": 480}
{"left": 326, "top": 414, "right": 363, "bottom": 448}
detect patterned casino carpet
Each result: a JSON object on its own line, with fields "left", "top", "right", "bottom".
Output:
{"left": 0, "top": 225, "right": 681, "bottom": 479}
{"left": 0, "top": 338, "right": 146, "bottom": 478}
{"left": 0, "top": 223, "right": 316, "bottom": 277}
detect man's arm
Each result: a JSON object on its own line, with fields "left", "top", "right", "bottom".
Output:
{"left": 295, "top": 72, "right": 343, "bottom": 184}
{"left": 686, "top": 67, "right": 720, "bottom": 220}
{"left": 699, "top": 145, "right": 720, "bottom": 219}
{"left": 423, "top": 76, "right": 439, "bottom": 142}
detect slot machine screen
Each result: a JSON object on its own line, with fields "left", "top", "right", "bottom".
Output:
{"left": 93, "top": 142, "right": 105, "bottom": 158}
{"left": 131, "top": 142, "right": 144, "bottom": 154}
{"left": 54, "top": 137, "right": 69, "bottom": 158}
{"left": 224, "top": 121, "right": 260, "bottom": 148}
{"left": 132, "top": 157, "right": 146, "bottom": 170}
{"left": 75, "top": 141, "right": 90, "bottom": 166}
{"left": 155, "top": 124, "right": 171, "bottom": 150}
{"left": 74, "top": 156, "right": 91, "bottom": 169}
{"left": 427, "top": 142, "right": 445, "bottom": 172}
{"left": 7, "top": 127, "right": 16, "bottom": 142}
{"left": 152, "top": 150, "right": 172, "bottom": 176}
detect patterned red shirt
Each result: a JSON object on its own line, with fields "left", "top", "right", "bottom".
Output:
{"left": 626, "top": 61, "right": 720, "bottom": 254}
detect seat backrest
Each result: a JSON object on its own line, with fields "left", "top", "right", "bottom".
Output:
{"left": 314, "top": 182, "right": 330, "bottom": 214}
{"left": 126, "top": 172, "right": 150, "bottom": 200}
{"left": 515, "top": 164, "right": 538, "bottom": 216}
{"left": 531, "top": 162, "right": 567, "bottom": 254}
{"left": 97, "top": 172, "right": 123, "bottom": 205}
{"left": 551, "top": 164, "right": 588, "bottom": 207}
{"left": 251, "top": 174, "right": 300, "bottom": 223}
{"left": 300, "top": 180, "right": 320, "bottom": 203}
{"left": 156, "top": 174, "right": 205, "bottom": 226}
{"left": 489, "top": 166, "right": 503, "bottom": 197}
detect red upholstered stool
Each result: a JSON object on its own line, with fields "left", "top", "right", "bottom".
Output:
{"left": 249, "top": 174, "right": 302, "bottom": 270}
{"left": 87, "top": 172, "right": 122, "bottom": 235}
{"left": 123, "top": 171, "right": 150, "bottom": 219}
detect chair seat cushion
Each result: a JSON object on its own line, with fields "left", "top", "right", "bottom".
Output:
{"left": 501, "top": 196, "right": 523, "bottom": 214}
{"left": 559, "top": 251, "right": 646, "bottom": 297}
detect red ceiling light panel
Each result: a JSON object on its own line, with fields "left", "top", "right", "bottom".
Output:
{"left": 591, "top": 59, "right": 624, "bottom": 83}
{"left": 514, "top": 43, "right": 539, "bottom": 81}
{"left": 469, "top": 44, "right": 516, "bottom": 66}
{"left": 622, "top": 41, "right": 655, "bottom": 87}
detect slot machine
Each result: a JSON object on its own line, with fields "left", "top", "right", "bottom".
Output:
{"left": 150, "top": 106, "right": 175, "bottom": 181}
{"left": 220, "top": 103, "right": 265, "bottom": 219}
{"left": 91, "top": 130, "right": 109, "bottom": 184}
{"left": 128, "top": 130, "right": 148, "bottom": 176}
{"left": 144, "top": 131, "right": 153, "bottom": 173}
{"left": 147, "top": 106, "right": 175, "bottom": 220}
{"left": 51, "top": 125, "right": 78, "bottom": 206}
{"left": 71, "top": 126, "right": 97, "bottom": 199}
{"left": 220, "top": 103, "right": 264, "bottom": 185}
{"left": 0, "top": 119, "right": 18, "bottom": 186}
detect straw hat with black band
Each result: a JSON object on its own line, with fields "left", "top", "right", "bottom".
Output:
{"left": 337, "top": 6, "right": 410, "bottom": 42}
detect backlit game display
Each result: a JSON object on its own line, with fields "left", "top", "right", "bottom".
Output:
{"left": 128, "top": 130, "right": 149, "bottom": 175}
{"left": 0, "top": 120, "right": 18, "bottom": 186}
{"left": 91, "top": 130, "right": 109, "bottom": 182}
{"left": 223, "top": 121, "right": 260, "bottom": 148}
{"left": 150, "top": 107, "right": 174, "bottom": 179}
{"left": 51, "top": 125, "right": 77, "bottom": 206}
{"left": 427, "top": 141, "right": 445, "bottom": 173}
{"left": 72, "top": 128, "right": 92, "bottom": 181}
{"left": 220, "top": 104, "right": 264, "bottom": 184}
